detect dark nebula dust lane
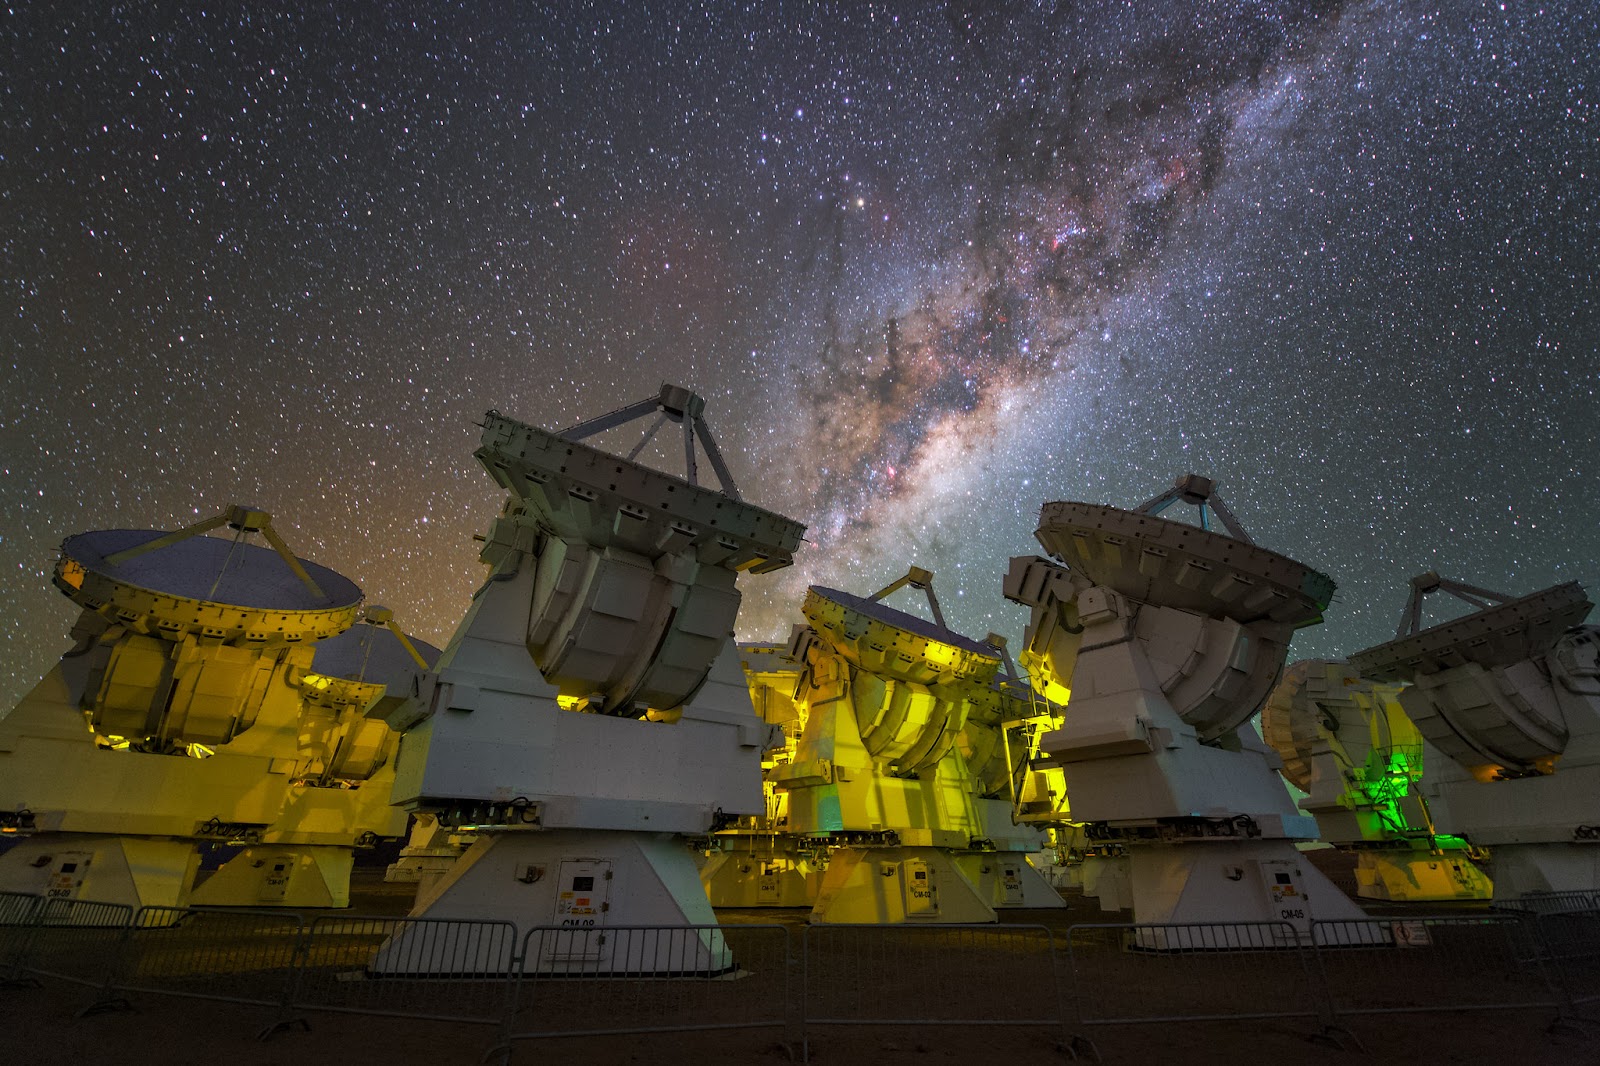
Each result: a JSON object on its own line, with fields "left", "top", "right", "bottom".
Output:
{"left": 761, "top": 5, "right": 1353, "bottom": 520}
{"left": 3, "top": 2, "right": 1597, "bottom": 700}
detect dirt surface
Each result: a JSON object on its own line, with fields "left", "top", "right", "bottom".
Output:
{"left": 3, "top": 976, "right": 1591, "bottom": 1066}
{"left": 4, "top": 869, "right": 1595, "bottom": 1066}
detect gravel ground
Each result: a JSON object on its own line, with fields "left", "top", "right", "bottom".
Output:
{"left": 4, "top": 858, "right": 1597, "bottom": 1066}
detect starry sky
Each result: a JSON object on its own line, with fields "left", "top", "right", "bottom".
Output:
{"left": 3, "top": 1, "right": 1597, "bottom": 711}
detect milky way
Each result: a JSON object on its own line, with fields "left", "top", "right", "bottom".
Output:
{"left": 3, "top": 2, "right": 1597, "bottom": 707}
{"left": 766, "top": 4, "right": 1351, "bottom": 572}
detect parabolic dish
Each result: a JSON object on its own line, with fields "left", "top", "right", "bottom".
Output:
{"left": 311, "top": 623, "right": 442, "bottom": 687}
{"left": 1035, "top": 501, "right": 1334, "bottom": 627}
{"left": 802, "top": 585, "right": 1001, "bottom": 688}
{"left": 476, "top": 410, "right": 805, "bottom": 574}
{"left": 1260, "top": 660, "right": 1337, "bottom": 793}
{"left": 808, "top": 587, "right": 997, "bottom": 658}
{"left": 1351, "top": 581, "right": 1592, "bottom": 682}
{"left": 55, "top": 528, "right": 361, "bottom": 642}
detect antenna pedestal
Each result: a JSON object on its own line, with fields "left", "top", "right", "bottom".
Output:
{"left": 375, "top": 830, "right": 733, "bottom": 977}
{"left": 0, "top": 835, "right": 200, "bottom": 914}
{"left": 190, "top": 845, "right": 352, "bottom": 908}
{"left": 700, "top": 836, "right": 822, "bottom": 907}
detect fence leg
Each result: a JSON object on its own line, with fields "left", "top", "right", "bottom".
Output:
{"left": 77, "top": 989, "right": 135, "bottom": 1015}
{"left": 1301, "top": 927, "right": 1365, "bottom": 1053}
{"left": 773, "top": 927, "right": 799, "bottom": 1063}
{"left": 1, "top": 902, "right": 45, "bottom": 990}
{"left": 1042, "top": 932, "right": 1081, "bottom": 1061}
{"left": 1066, "top": 1035, "right": 1100, "bottom": 1063}
{"left": 799, "top": 928, "right": 811, "bottom": 1066}
{"left": 1522, "top": 914, "right": 1600, "bottom": 1038}
{"left": 479, "top": 952, "right": 521, "bottom": 1066}
{"left": 1060, "top": 930, "right": 1099, "bottom": 1062}
{"left": 76, "top": 919, "right": 136, "bottom": 1018}
{"left": 256, "top": 921, "right": 311, "bottom": 1041}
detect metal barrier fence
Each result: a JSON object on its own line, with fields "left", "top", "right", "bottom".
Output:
{"left": 292, "top": 914, "right": 519, "bottom": 1027}
{"left": 1310, "top": 915, "right": 1561, "bottom": 1020}
{"left": 9, "top": 891, "right": 1600, "bottom": 1061}
{"left": 0, "top": 883, "right": 43, "bottom": 985}
{"left": 1493, "top": 890, "right": 1600, "bottom": 915}
{"left": 16, "top": 897, "right": 135, "bottom": 991}
{"left": 1529, "top": 911, "right": 1600, "bottom": 1013}
{"left": 0, "top": 890, "right": 42, "bottom": 925}
{"left": 0, "top": 890, "right": 44, "bottom": 984}
{"left": 1065, "top": 921, "right": 1327, "bottom": 1029}
{"left": 504, "top": 924, "right": 792, "bottom": 1046}
{"left": 801, "top": 923, "right": 1067, "bottom": 1061}
{"left": 105, "top": 906, "right": 306, "bottom": 1014}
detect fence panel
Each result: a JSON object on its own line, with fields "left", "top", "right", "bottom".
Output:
{"left": 1493, "top": 891, "right": 1600, "bottom": 916}
{"left": 1530, "top": 911, "right": 1600, "bottom": 1010}
{"left": 1065, "top": 922, "right": 1323, "bottom": 1026}
{"left": 0, "top": 891, "right": 44, "bottom": 984}
{"left": 1310, "top": 915, "right": 1560, "bottom": 1018}
{"left": 0, "top": 890, "right": 41, "bottom": 925}
{"left": 292, "top": 915, "right": 519, "bottom": 1025}
{"left": 16, "top": 897, "right": 134, "bottom": 988}
{"left": 107, "top": 907, "right": 304, "bottom": 1008}
{"left": 801, "top": 923, "right": 1065, "bottom": 1056}
{"left": 507, "top": 924, "right": 792, "bottom": 1042}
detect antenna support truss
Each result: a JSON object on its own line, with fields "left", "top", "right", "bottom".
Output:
{"left": 558, "top": 383, "right": 743, "bottom": 500}
{"left": 103, "top": 503, "right": 326, "bottom": 600}
{"left": 870, "top": 566, "right": 949, "bottom": 632}
{"left": 1393, "top": 572, "right": 1513, "bottom": 639}
{"left": 1134, "top": 473, "right": 1254, "bottom": 545}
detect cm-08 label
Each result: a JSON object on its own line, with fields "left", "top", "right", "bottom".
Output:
{"left": 553, "top": 859, "right": 612, "bottom": 928}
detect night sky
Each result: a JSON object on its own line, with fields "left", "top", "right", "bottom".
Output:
{"left": 4, "top": 2, "right": 1597, "bottom": 711}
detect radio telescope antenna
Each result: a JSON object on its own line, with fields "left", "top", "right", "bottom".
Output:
{"left": 1357, "top": 577, "right": 1590, "bottom": 682}
{"left": 777, "top": 566, "right": 1064, "bottom": 921}
{"left": 1, "top": 505, "right": 365, "bottom": 913}
{"left": 1261, "top": 659, "right": 1493, "bottom": 903}
{"left": 1350, "top": 575, "right": 1598, "bottom": 900}
{"left": 378, "top": 383, "right": 804, "bottom": 975}
{"left": 1007, "top": 473, "right": 1367, "bottom": 938}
